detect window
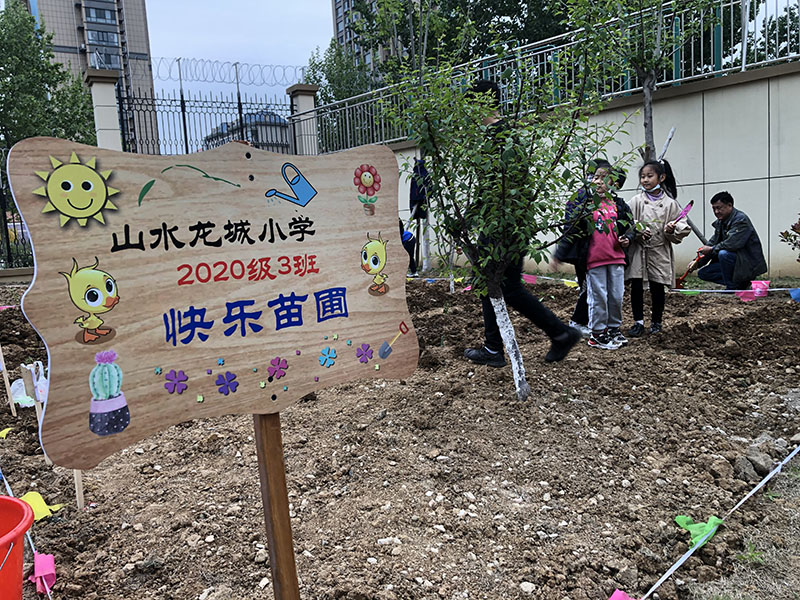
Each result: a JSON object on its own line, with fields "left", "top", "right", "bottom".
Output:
{"left": 337, "top": 19, "right": 343, "bottom": 32}
{"left": 90, "top": 51, "right": 121, "bottom": 69}
{"left": 85, "top": 8, "right": 116, "bottom": 25}
{"left": 87, "top": 30, "right": 119, "bottom": 47}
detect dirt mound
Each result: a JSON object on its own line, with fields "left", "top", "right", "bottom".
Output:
{"left": 1, "top": 280, "right": 798, "bottom": 600}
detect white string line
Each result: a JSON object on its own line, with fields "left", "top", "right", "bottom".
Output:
{"left": 639, "top": 444, "right": 800, "bottom": 600}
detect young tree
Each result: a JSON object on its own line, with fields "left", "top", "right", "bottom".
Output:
{"left": 305, "top": 39, "right": 374, "bottom": 106}
{"left": 391, "top": 42, "right": 634, "bottom": 400}
{"left": 562, "top": 0, "right": 717, "bottom": 161}
{"left": 0, "top": 0, "right": 95, "bottom": 150}
{"left": 780, "top": 214, "right": 800, "bottom": 263}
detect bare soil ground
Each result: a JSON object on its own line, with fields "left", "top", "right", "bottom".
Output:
{"left": 1, "top": 280, "right": 799, "bottom": 600}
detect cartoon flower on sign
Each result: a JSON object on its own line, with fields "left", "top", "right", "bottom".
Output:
{"left": 268, "top": 356, "right": 288, "bottom": 379}
{"left": 216, "top": 371, "right": 239, "bottom": 395}
{"left": 319, "top": 347, "right": 337, "bottom": 368}
{"left": 354, "top": 164, "right": 381, "bottom": 215}
{"left": 356, "top": 343, "right": 373, "bottom": 364}
{"left": 164, "top": 369, "right": 188, "bottom": 395}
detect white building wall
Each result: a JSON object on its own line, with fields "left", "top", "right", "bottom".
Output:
{"left": 390, "top": 65, "right": 800, "bottom": 276}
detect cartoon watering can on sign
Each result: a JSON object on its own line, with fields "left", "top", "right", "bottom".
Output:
{"left": 265, "top": 163, "right": 317, "bottom": 207}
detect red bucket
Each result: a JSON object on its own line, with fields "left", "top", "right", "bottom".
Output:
{"left": 0, "top": 496, "right": 34, "bottom": 599}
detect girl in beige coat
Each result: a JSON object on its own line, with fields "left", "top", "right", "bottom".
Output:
{"left": 626, "top": 160, "right": 691, "bottom": 336}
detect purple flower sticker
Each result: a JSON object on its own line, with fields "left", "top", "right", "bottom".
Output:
{"left": 268, "top": 356, "right": 288, "bottom": 379}
{"left": 216, "top": 371, "right": 239, "bottom": 396}
{"left": 164, "top": 369, "right": 188, "bottom": 395}
{"left": 356, "top": 343, "right": 373, "bottom": 364}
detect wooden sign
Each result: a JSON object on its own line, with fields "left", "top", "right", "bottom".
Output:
{"left": 7, "top": 138, "right": 418, "bottom": 470}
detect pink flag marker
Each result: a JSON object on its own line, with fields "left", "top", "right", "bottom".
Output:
{"left": 522, "top": 274, "right": 537, "bottom": 284}
{"left": 735, "top": 290, "right": 756, "bottom": 302}
{"left": 27, "top": 551, "right": 56, "bottom": 594}
{"left": 608, "top": 590, "right": 635, "bottom": 600}
{"left": 672, "top": 199, "right": 694, "bottom": 224}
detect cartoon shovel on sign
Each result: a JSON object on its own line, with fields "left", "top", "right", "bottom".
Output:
{"left": 378, "top": 321, "right": 409, "bottom": 359}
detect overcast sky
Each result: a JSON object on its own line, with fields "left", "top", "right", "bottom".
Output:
{"left": 144, "top": 0, "right": 333, "bottom": 93}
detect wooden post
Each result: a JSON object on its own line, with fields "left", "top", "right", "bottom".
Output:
{"left": 253, "top": 413, "right": 300, "bottom": 600}
{"left": 0, "top": 344, "right": 15, "bottom": 417}
{"left": 73, "top": 470, "right": 85, "bottom": 510}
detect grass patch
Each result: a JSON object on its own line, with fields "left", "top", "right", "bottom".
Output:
{"left": 735, "top": 542, "right": 766, "bottom": 566}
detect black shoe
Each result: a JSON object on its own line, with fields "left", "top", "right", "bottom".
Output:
{"left": 649, "top": 322, "right": 662, "bottom": 335}
{"left": 545, "top": 327, "right": 582, "bottom": 363}
{"left": 628, "top": 323, "right": 645, "bottom": 338}
{"left": 587, "top": 331, "right": 621, "bottom": 350}
{"left": 464, "top": 347, "right": 506, "bottom": 368}
{"left": 607, "top": 327, "right": 628, "bottom": 346}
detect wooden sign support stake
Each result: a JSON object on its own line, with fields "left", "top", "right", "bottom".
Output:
{"left": 0, "top": 343, "right": 15, "bottom": 417}
{"left": 73, "top": 470, "right": 85, "bottom": 510}
{"left": 254, "top": 413, "right": 300, "bottom": 600}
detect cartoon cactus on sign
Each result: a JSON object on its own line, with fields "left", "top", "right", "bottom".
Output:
{"left": 88, "top": 350, "right": 130, "bottom": 436}
{"left": 89, "top": 351, "right": 122, "bottom": 399}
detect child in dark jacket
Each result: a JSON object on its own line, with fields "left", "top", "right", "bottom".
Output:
{"left": 553, "top": 163, "right": 634, "bottom": 350}
{"left": 558, "top": 160, "right": 628, "bottom": 338}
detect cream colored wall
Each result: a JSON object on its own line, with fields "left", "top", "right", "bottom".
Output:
{"left": 391, "top": 68, "right": 800, "bottom": 277}
{"left": 588, "top": 73, "right": 800, "bottom": 277}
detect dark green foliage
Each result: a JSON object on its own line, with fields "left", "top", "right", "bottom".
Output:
{"left": 0, "top": 0, "right": 96, "bottom": 149}
{"left": 305, "top": 39, "right": 374, "bottom": 106}
{"left": 390, "top": 41, "right": 635, "bottom": 298}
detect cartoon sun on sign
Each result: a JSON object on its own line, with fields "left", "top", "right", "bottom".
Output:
{"left": 33, "top": 152, "right": 119, "bottom": 227}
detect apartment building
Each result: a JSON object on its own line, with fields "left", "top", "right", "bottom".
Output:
{"left": 21, "top": 0, "right": 155, "bottom": 98}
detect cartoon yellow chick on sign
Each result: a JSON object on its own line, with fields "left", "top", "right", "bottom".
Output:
{"left": 61, "top": 258, "right": 120, "bottom": 344}
{"left": 361, "top": 232, "right": 388, "bottom": 295}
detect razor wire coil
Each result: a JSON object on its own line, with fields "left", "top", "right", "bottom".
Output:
{"left": 142, "top": 57, "right": 307, "bottom": 87}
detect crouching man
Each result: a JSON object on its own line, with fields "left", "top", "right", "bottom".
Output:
{"left": 695, "top": 191, "right": 767, "bottom": 290}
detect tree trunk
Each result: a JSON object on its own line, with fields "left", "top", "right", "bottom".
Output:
{"left": 448, "top": 246, "right": 456, "bottom": 293}
{"left": 640, "top": 70, "right": 657, "bottom": 162}
{"left": 422, "top": 217, "right": 431, "bottom": 272}
{"left": 488, "top": 295, "right": 531, "bottom": 401}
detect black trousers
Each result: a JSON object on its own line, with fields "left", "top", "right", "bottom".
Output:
{"left": 630, "top": 278, "right": 666, "bottom": 324}
{"left": 570, "top": 264, "right": 589, "bottom": 326}
{"left": 402, "top": 237, "right": 417, "bottom": 273}
{"left": 481, "top": 258, "right": 568, "bottom": 352}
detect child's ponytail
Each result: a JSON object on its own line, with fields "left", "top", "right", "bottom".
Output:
{"left": 660, "top": 159, "right": 678, "bottom": 199}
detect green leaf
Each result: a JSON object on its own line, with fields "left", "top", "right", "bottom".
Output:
{"left": 137, "top": 180, "right": 157, "bottom": 206}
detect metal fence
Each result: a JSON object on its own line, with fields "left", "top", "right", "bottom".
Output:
{"left": 0, "top": 177, "right": 33, "bottom": 270}
{"left": 0, "top": 90, "right": 295, "bottom": 271}
{"left": 291, "top": 0, "right": 800, "bottom": 154}
{"left": 118, "top": 89, "right": 294, "bottom": 156}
